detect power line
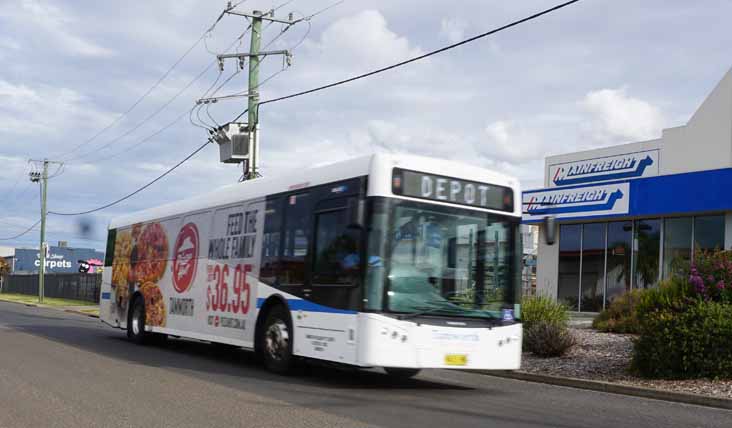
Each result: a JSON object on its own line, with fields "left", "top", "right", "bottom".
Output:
{"left": 302, "top": 0, "right": 345, "bottom": 22}
{"left": 0, "top": 219, "right": 41, "bottom": 241}
{"left": 57, "top": 3, "right": 233, "bottom": 161}
{"left": 70, "top": 23, "right": 254, "bottom": 164}
{"left": 63, "top": 61, "right": 218, "bottom": 163}
{"left": 245, "top": 0, "right": 580, "bottom": 111}
{"left": 94, "top": 107, "right": 195, "bottom": 163}
{"left": 49, "top": 140, "right": 212, "bottom": 217}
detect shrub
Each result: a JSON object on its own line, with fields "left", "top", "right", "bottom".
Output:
{"left": 635, "top": 276, "right": 694, "bottom": 321}
{"left": 521, "top": 295, "right": 569, "bottom": 330}
{"left": 632, "top": 300, "right": 732, "bottom": 379}
{"left": 524, "top": 321, "right": 576, "bottom": 358}
{"left": 688, "top": 250, "right": 732, "bottom": 303}
{"left": 592, "top": 290, "right": 645, "bottom": 334}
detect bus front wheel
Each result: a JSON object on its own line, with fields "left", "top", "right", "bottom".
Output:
{"left": 261, "top": 305, "right": 294, "bottom": 374}
{"left": 384, "top": 367, "right": 421, "bottom": 379}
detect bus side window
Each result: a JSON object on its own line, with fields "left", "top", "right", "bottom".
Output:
{"left": 280, "top": 193, "right": 311, "bottom": 286}
{"left": 104, "top": 228, "right": 117, "bottom": 267}
{"left": 312, "top": 203, "right": 361, "bottom": 286}
{"left": 260, "top": 198, "right": 282, "bottom": 285}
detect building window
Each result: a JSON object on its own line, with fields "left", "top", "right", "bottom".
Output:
{"left": 606, "top": 221, "right": 632, "bottom": 304}
{"left": 633, "top": 219, "right": 660, "bottom": 289}
{"left": 580, "top": 223, "right": 605, "bottom": 312}
{"left": 663, "top": 217, "right": 692, "bottom": 280}
{"left": 554, "top": 214, "right": 726, "bottom": 309}
{"left": 558, "top": 224, "right": 581, "bottom": 311}
{"left": 694, "top": 215, "right": 725, "bottom": 252}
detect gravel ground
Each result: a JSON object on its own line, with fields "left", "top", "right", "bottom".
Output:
{"left": 520, "top": 328, "right": 732, "bottom": 400}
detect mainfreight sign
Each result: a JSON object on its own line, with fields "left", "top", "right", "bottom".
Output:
{"left": 548, "top": 150, "right": 658, "bottom": 187}
{"left": 522, "top": 182, "right": 630, "bottom": 222}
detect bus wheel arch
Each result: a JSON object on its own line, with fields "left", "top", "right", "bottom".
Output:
{"left": 254, "top": 295, "right": 295, "bottom": 373}
{"left": 127, "top": 292, "right": 146, "bottom": 344}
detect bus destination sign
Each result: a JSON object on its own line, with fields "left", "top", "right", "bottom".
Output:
{"left": 392, "top": 168, "right": 513, "bottom": 212}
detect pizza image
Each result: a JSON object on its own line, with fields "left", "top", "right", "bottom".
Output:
{"left": 111, "top": 230, "right": 133, "bottom": 304}
{"left": 131, "top": 222, "right": 169, "bottom": 284}
{"left": 131, "top": 223, "right": 143, "bottom": 242}
{"left": 140, "top": 281, "right": 166, "bottom": 327}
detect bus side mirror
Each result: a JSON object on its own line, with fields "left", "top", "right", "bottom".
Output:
{"left": 544, "top": 216, "right": 557, "bottom": 246}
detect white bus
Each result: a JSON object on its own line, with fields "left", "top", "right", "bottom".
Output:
{"left": 100, "top": 153, "right": 523, "bottom": 377}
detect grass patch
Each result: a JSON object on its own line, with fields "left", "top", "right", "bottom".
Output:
{"left": 0, "top": 292, "right": 97, "bottom": 308}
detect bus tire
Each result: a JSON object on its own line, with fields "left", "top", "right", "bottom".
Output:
{"left": 261, "top": 305, "right": 294, "bottom": 374}
{"left": 127, "top": 295, "right": 148, "bottom": 345}
{"left": 384, "top": 367, "right": 421, "bottom": 379}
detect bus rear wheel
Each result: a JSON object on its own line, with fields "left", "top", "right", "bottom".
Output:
{"left": 384, "top": 367, "right": 421, "bottom": 379}
{"left": 127, "top": 295, "right": 148, "bottom": 344}
{"left": 261, "top": 305, "right": 294, "bottom": 374}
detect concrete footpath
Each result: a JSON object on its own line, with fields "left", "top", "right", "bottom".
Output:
{"left": 0, "top": 296, "right": 99, "bottom": 319}
{"left": 479, "top": 370, "right": 732, "bottom": 411}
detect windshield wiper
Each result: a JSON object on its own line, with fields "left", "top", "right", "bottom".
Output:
{"left": 397, "top": 306, "right": 465, "bottom": 321}
{"left": 427, "top": 300, "right": 500, "bottom": 320}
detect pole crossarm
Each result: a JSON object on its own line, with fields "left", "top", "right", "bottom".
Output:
{"left": 196, "top": 93, "right": 252, "bottom": 104}
{"left": 224, "top": 10, "right": 299, "bottom": 25}
{"left": 217, "top": 50, "right": 290, "bottom": 60}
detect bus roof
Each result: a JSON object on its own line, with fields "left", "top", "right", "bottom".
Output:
{"left": 109, "top": 153, "right": 520, "bottom": 229}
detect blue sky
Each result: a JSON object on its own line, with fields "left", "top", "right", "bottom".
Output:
{"left": 1, "top": 0, "right": 731, "bottom": 250}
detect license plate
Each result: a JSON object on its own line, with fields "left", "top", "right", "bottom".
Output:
{"left": 444, "top": 354, "right": 468, "bottom": 366}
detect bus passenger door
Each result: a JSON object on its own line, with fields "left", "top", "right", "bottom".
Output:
{"left": 297, "top": 194, "right": 363, "bottom": 364}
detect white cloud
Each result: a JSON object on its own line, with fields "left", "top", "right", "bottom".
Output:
{"left": 0, "top": 80, "right": 115, "bottom": 141}
{"left": 440, "top": 18, "right": 468, "bottom": 43}
{"left": 0, "top": 36, "right": 20, "bottom": 51}
{"left": 0, "top": 0, "right": 114, "bottom": 57}
{"left": 581, "top": 88, "right": 665, "bottom": 144}
{"left": 307, "top": 10, "right": 422, "bottom": 70}
{"left": 479, "top": 121, "right": 545, "bottom": 164}
{"left": 137, "top": 163, "right": 168, "bottom": 173}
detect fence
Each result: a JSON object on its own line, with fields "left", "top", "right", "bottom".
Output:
{"left": 1, "top": 273, "right": 101, "bottom": 303}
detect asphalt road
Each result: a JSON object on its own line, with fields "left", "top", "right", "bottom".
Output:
{"left": 0, "top": 302, "right": 729, "bottom": 428}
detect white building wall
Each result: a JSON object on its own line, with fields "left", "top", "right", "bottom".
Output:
{"left": 535, "top": 224, "right": 559, "bottom": 298}
{"left": 662, "top": 71, "right": 732, "bottom": 176}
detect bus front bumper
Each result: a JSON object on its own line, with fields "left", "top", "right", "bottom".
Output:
{"left": 357, "top": 313, "right": 522, "bottom": 370}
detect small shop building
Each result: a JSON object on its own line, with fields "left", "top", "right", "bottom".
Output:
{"left": 523, "top": 68, "right": 732, "bottom": 312}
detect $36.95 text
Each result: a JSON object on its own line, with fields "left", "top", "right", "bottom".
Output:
{"left": 206, "top": 263, "right": 251, "bottom": 314}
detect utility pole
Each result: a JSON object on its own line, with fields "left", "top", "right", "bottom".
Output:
{"left": 29, "top": 159, "right": 62, "bottom": 304}
{"left": 247, "top": 10, "right": 263, "bottom": 180}
{"left": 205, "top": 6, "right": 298, "bottom": 180}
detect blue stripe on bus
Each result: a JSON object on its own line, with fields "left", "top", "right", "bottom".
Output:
{"left": 101, "top": 292, "right": 111, "bottom": 300}
{"left": 256, "top": 297, "right": 356, "bottom": 315}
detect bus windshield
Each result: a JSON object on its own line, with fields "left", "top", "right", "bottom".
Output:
{"left": 364, "top": 198, "right": 521, "bottom": 320}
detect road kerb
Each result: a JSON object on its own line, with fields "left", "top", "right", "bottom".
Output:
{"left": 0, "top": 296, "right": 99, "bottom": 319}
{"left": 478, "top": 370, "right": 732, "bottom": 411}
{"left": 64, "top": 309, "right": 100, "bottom": 319}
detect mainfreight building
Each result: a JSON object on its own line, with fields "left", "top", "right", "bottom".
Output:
{"left": 523, "top": 68, "right": 732, "bottom": 312}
